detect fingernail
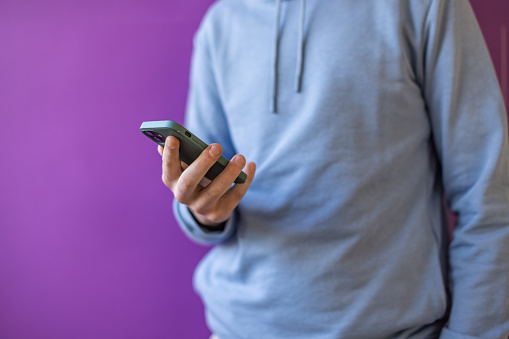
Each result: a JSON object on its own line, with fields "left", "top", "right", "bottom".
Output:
{"left": 209, "top": 144, "right": 221, "bottom": 157}
{"left": 233, "top": 155, "right": 244, "bottom": 165}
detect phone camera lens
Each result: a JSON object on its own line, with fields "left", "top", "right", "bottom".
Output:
{"left": 143, "top": 130, "right": 167, "bottom": 144}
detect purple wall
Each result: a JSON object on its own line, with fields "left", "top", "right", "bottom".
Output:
{"left": 0, "top": 1, "right": 507, "bottom": 338}
{"left": 470, "top": 0, "right": 509, "bottom": 108}
{"left": 0, "top": 1, "right": 215, "bottom": 338}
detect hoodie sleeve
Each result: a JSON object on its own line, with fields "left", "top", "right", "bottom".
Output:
{"left": 421, "top": 1, "right": 509, "bottom": 338}
{"left": 173, "top": 8, "right": 238, "bottom": 245}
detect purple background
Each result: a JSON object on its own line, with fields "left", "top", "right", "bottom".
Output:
{"left": 0, "top": 1, "right": 507, "bottom": 338}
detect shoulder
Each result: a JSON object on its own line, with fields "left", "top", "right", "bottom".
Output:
{"left": 195, "top": 0, "right": 251, "bottom": 48}
{"left": 199, "top": 0, "right": 246, "bottom": 30}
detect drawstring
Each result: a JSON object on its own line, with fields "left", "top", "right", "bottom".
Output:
{"left": 271, "top": 0, "right": 306, "bottom": 113}
{"left": 295, "top": 0, "right": 306, "bottom": 92}
{"left": 271, "top": 0, "right": 282, "bottom": 113}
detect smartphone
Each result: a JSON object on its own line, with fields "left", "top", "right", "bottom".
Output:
{"left": 140, "top": 120, "right": 247, "bottom": 184}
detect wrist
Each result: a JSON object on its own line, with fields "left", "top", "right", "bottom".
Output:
{"left": 188, "top": 208, "right": 227, "bottom": 232}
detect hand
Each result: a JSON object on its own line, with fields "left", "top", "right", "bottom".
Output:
{"left": 158, "top": 136, "right": 256, "bottom": 228}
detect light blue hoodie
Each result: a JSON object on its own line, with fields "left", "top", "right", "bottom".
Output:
{"left": 173, "top": 0, "right": 509, "bottom": 338}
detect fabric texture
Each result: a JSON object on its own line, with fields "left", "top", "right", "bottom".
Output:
{"left": 173, "top": 0, "right": 509, "bottom": 338}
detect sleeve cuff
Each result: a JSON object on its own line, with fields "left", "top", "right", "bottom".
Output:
{"left": 172, "top": 199, "right": 237, "bottom": 245}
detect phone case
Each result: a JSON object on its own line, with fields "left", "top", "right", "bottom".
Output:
{"left": 140, "top": 120, "right": 247, "bottom": 184}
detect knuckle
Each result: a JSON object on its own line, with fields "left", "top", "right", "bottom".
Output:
{"left": 173, "top": 179, "right": 196, "bottom": 204}
{"left": 193, "top": 206, "right": 206, "bottom": 216}
{"left": 207, "top": 210, "right": 226, "bottom": 224}
{"left": 195, "top": 157, "right": 212, "bottom": 171}
{"left": 162, "top": 158, "right": 172, "bottom": 169}
{"left": 229, "top": 167, "right": 242, "bottom": 179}
{"left": 191, "top": 202, "right": 210, "bottom": 217}
{"left": 199, "top": 147, "right": 220, "bottom": 166}
{"left": 161, "top": 173, "right": 172, "bottom": 188}
{"left": 227, "top": 156, "right": 245, "bottom": 175}
{"left": 178, "top": 176, "right": 194, "bottom": 192}
{"left": 173, "top": 188, "right": 188, "bottom": 204}
{"left": 203, "top": 186, "right": 220, "bottom": 201}
{"left": 208, "top": 211, "right": 221, "bottom": 222}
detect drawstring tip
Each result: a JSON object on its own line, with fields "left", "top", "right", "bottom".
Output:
{"left": 295, "top": 78, "right": 302, "bottom": 93}
{"left": 270, "top": 99, "right": 277, "bottom": 114}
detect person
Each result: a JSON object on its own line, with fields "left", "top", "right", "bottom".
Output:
{"left": 158, "top": 0, "right": 509, "bottom": 338}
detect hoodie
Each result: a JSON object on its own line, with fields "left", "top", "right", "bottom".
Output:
{"left": 173, "top": 0, "right": 509, "bottom": 338}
